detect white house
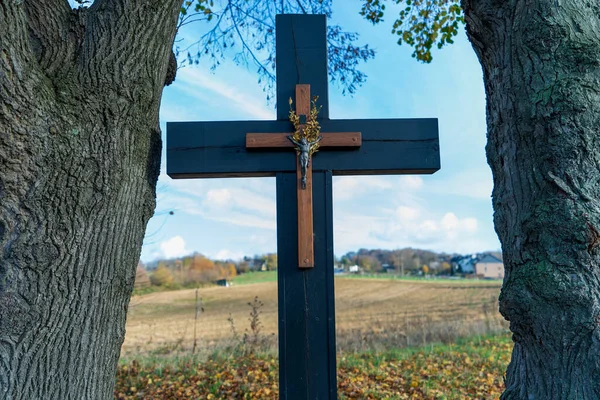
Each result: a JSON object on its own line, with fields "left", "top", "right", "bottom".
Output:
{"left": 475, "top": 254, "right": 504, "bottom": 279}
{"left": 348, "top": 265, "right": 360, "bottom": 274}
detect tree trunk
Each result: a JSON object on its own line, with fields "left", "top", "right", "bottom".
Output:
{"left": 0, "top": 1, "right": 181, "bottom": 398}
{"left": 462, "top": 1, "right": 600, "bottom": 398}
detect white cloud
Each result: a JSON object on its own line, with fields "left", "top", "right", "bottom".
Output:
{"left": 206, "top": 188, "right": 232, "bottom": 207}
{"left": 462, "top": 217, "right": 479, "bottom": 233}
{"left": 164, "top": 178, "right": 206, "bottom": 199}
{"left": 249, "top": 234, "right": 274, "bottom": 246}
{"left": 429, "top": 168, "right": 493, "bottom": 200}
{"left": 402, "top": 176, "right": 424, "bottom": 190}
{"left": 334, "top": 176, "right": 422, "bottom": 201}
{"left": 159, "top": 103, "right": 196, "bottom": 122}
{"left": 160, "top": 236, "right": 188, "bottom": 259}
{"left": 159, "top": 179, "right": 277, "bottom": 230}
{"left": 223, "top": 188, "right": 276, "bottom": 218}
{"left": 213, "top": 249, "right": 245, "bottom": 261}
{"left": 439, "top": 212, "right": 478, "bottom": 240}
{"left": 334, "top": 207, "right": 482, "bottom": 254}
{"left": 440, "top": 212, "right": 459, "bottom": 231}
{"left": 175, "top": 68, "right": 275, "bottom": 120}
{"left": 202, "top": 212, "right": 276, "bottom": 230}
{"left": 199, "top": 186, "right": 276, "bottom": 228}
{"left": 396, "top": 206, "right": 420, "bottom": 221}
{"left": 166, "top": 195, "right": 276, "bottom": 230}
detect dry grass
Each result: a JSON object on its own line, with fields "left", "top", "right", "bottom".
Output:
{"left": 122, "top": 277, "right": 505, "bottom": 357}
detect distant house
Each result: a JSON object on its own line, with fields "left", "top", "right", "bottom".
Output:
{"left": 451, "top": 253, "right": 504, "bottom": 279}
{"left": 454, "top": 255, "right": 477, "bottom": 274}
{"left": 216, "top": 279, "right": 231, "bottom": 287}
{"left": 475, "top": 254, "right": 504, "bottom": 279}
{"left": 348, "top": 265, "right": 360, "bottom": 274}
{"left": 251, "top": 258, "right": 267, "bottom": 271}
{"left": 382, "top": 264, "right": 396, "bottom": 273}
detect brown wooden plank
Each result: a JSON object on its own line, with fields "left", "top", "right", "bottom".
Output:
{"left": 246, "top": 132, "right": 362, "bottom": 148}
{"left": 297, "top": 156, "right": 314, "bottom": 268}
{"left": 295, "top": 84, "right": 311, "bottom": 117}
{"left": 296, "top": 84, "right": 314, "bottom": 269}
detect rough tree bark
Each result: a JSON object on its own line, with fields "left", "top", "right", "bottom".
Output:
{"left": 0, "top": 1, "right": 182, "bottom": 398}
{"left": 462, "top": 1, "right": 600, "bottom": 398}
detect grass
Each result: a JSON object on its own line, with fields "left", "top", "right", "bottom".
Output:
{"left": 342, "top": 273, "right": 503, "bottom": 286}
{"left": 337, "top": 334, "right": 512, "bottom": 399}
{"left": 123, "top": 276, "right": 505, "bottom": 357}
{"left": 115, "top": 333, "right": 512, "bottom": 399}
{"left": 120, "top": 275, "right": 509, "bottom": 398}
{"left": 231, "top": 271, "right": 277, "bottom": 285}
{"left": 230, "top": 271, "right": 503, "bottom": 286}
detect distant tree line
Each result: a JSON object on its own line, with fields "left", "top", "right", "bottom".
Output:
{"left": 136, "top": 252, "right": 278, "bottom": 289}
{"left": 235, "top": 253, "right": 278, "bottom": 274}
{"left": 337, "top": 248, "right": 454, "bottom": 275}
{"left": 136, "top": 246, "right": 486, "bottom": 291}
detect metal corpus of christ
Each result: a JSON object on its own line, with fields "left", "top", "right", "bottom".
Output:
{"left": 167, "top": 14, "right": 440, "bottom": 400}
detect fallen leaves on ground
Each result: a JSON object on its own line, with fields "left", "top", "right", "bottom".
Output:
{"left": 115, "top": 336, "right": 512, "bottom": 399}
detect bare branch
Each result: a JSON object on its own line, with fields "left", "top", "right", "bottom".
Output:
{"left": 80, "top": 0, "right": 184, "bottom": 89}
{"left": 228, "top": 4, "right": 275, "bottom": 82}
{"left": 176, "top": 0, "right": 373, "bottom": 98}
{"left": 295, "top": 0, "right": 307, "bottom": 13}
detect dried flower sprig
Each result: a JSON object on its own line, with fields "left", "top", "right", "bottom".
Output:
{"left": 288, "top": 95, "right": 323, "bottom": 156}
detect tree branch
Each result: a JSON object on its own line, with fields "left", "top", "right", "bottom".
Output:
{"left": 295, "top": 0, "right": 307, "bottom": 14}
{"left": 1, "top": 2, "right": 35, "bottom": 79}
{"left": 81, "top": 0, "right": 184, "bottom": 90}
{"left": 0, "top": 0, "right": 51, "bottom": 105}
{"left": 229, "top": 5, "right": 275, "bottom": 82}
{"left": 23, "top": 0, "right": 77, "bottom": 77}
{"left": 461, "top": 0, "right": 513, "bottom": 59}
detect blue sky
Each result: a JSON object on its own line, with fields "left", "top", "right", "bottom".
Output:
{"left": 141, "top": 4, "right": 500, "bottom": 262}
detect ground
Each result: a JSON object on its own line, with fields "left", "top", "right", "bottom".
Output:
{"left": 115, "top": 334, "right": 512, "bottom": 399}
{"left": 123, "top": 274, "right": 505, "bottom": 356}
{"left": 119, "top": 275, "right": 508, "bottom": 398}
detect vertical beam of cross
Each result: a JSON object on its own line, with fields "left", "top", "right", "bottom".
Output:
{"left": 275, "top": 15, "right": 337, "bottom": 399}
{"left": 277, "top": 170, "right": 336, "bottom": 399}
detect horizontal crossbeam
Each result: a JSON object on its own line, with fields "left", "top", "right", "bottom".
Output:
{"left": 167, "top": 118, "right": 439, "bottom": 178}
{"left": 246, "top": 132, "right": 361, "bottom": 148}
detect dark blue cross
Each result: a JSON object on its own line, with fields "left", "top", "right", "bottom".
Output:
{"left": 167, "top": 14, "right": 439, "bottom": 400}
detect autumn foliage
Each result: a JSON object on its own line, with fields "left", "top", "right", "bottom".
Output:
{"left": 148, "top": 254, "right": 238, "bottom": 288}
{"left": 134, "top": 263, "right": 151, "bottom": 289}
{"left": 115, "top": 335, "right": 511, "bottom": 399}
{"left": 149, "top": 265, "right": 174, "bottom": 286}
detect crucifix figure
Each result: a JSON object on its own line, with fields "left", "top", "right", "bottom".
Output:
{"left": 167, "top": 14, "right": 439, "bottom": 400}
{"left": 286, "top": 91, "right": 323, "bottom": 190}
{"left": 288, "top": 134, "right": 321, "bottom": 190}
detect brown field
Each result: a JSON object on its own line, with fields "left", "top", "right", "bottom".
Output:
{"left": 122, "top": 277, "right": 505, "bottom": 357}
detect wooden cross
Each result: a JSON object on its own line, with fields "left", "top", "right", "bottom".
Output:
{"left": 247, "top": 84, "right": 361, "bottom": 268}
{"left": 167, "top": 14, "right": 439, "bottom": 400}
